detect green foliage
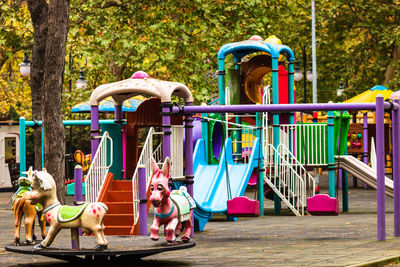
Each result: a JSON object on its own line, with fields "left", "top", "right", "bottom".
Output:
{"left": 2, "top": 0, "right": 400, "bottom": 120}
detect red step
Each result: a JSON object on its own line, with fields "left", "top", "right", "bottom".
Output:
{"left": 104, "top": 214, "right": 133, "bottom": 226}
{"left": 110, "top": 180, "right": 132, "bottom": 191}
{"left": 103, "top": 191, "right": 132, "bottom": 202}
{"left": 104, "top": 226, "right": 133, "bottom": 235}
{"left": 104, "top": 202, "right": 134, "bottom": 214}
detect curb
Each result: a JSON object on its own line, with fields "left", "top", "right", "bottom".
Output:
{"left": 348, "top": 255, "right": 400, "bottom": 267}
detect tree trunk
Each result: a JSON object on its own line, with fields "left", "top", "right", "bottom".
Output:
{"left": 27, "top": 0, "right": 48, "bottom": 170}
{"left": 41, "top": 0, "right": 69, "bottom": 204}
{"left": 383, "top": 46, "right": 400, "bottom": 84}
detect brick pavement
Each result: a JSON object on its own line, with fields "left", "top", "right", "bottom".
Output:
{"left": 1, "top": 175, "right": 400, "bottom": 266}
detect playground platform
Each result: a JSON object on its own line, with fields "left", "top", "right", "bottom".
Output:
{"left": 1, "top": 173, "right": 400, "bottom": 266}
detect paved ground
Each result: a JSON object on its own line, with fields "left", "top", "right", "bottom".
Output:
{"left": 2, "top": 173, "right": 400, "bottom": 266}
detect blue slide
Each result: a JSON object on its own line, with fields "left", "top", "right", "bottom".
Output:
{"left": 193, "top": 137, "right": 260, "bottom": 231}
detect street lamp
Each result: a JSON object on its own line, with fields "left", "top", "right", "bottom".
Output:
{"left": 19, "top": 30, "right": 33, "bottom": 77}
{"left": 19, "top": 53, "right": 31, "bottom": 77}
{"left": 306, "top": 62, "right": 314, "bottom": 82}
{"left": 337, "top": 81, "right": 344, "bottom": 97}
{"left": 76, "top": 69, "right": 88, "bottom": 90}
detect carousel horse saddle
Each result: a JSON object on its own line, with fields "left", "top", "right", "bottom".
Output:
{"left": 170, "top": 186, "right": 196, "bottom": 222}
{"left": 58, "top": 203, "right": 89, "bottom": 222}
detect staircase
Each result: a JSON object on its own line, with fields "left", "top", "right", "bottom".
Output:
{"left": 98, "top": 173, "right": 135, "bottom": 235}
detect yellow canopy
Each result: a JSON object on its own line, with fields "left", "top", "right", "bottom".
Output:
{"left": 344, "top": 85, "right": 393, "bottom": 103}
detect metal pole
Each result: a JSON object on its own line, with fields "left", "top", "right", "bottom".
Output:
{"left": 311, "top": 0, "right": 317, "bottom": 104}
{"left": 138, "top": 165, "right": 147, "bottom": 236}
{"left": 19, "top": 116, "right": 26, "bottom": 175}
{"left": 376, "top": 95, "right": 386, "bottom": 241}
{"left": 91, "top": 106, "right": 100, "bottom": 156}
{"left": 74, "top": 165, "right": 83, "bottom": 203}
{"left": 272, "top": 57, "right": 281, "bottom": 215}
{"left": 218, "top": 59, "right": 226, "bottom": 105}
{"left": 302, "top": 46, "right": 307, "bottom": 104}
{"left": 184, "top": 102, "right": 194, "bottom": 237}
{"left": 363, "top": 112, "right": 369, "bottom": 189}
{"left": 161, "top": 102, "right": 172, "bottom": 177}
{"left": 327, "top": 110, "right": 335, "bottom": 197}
{"left": 68, "top": 52, "right": 73, "bottom": 181}
{"left": 392, "top": 99, "right": 400, "bottom": 236}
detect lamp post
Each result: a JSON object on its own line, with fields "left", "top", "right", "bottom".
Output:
{"left": 66, "top": 52, "right": 87, "bottom": 180}
{"left": 294, "top": 45, "right": 315, "bottom": 104}
{"left": 19, "top": 30, "right": 33, "bottom": 77}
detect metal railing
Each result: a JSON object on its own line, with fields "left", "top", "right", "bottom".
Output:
{"left": 131, "top": 127, "right": 163, "bottom": 226}
{"left": 263, "top": 144, "right": 310, "bottom": 216}
{"left": 85, "top": 131, "right": 113, "bottom": 202}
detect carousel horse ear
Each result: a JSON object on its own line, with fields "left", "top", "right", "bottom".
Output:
{"left": 152, "top": 157, "right": 159, "bottom": 174}
{"left": 161, "top": 157, "right": 170, "bottom": 179}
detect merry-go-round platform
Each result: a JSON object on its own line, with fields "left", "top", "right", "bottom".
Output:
{"left": 5, "top": 235, "right": 196, "bottom": 263}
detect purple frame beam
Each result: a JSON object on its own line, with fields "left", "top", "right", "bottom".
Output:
{"left": 184, "top": 102, "right": 194, "bottom": 238}
{"left": 363, "top": 112, "right": 369, "bottom": 189}
{"left": 138, "top": 165, "right": 147, "bottom": 236}
{"left": 393, "top": 99, "right": 400, "bottom": 236}
{"left": 91, "top": 106, "right": 100, "bottom": 156}
{"left": 376, "top": 95, "right": 386, "bottom": 241}
{"left": 172, "top": 102, "right": 398, "bottom": 114}
{"left": 162, "top": 103, "right": 171, "bottom": 160}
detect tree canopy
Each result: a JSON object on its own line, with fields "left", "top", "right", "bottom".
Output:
{"left": 1, "top": 0, "right": 400, "bottom": 119}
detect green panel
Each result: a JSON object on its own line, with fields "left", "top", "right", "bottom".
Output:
{"left": 101, "top": 124, "right": 122, "bottom": 179}
{"left": 296, "top": 123, "right": 328, "bottom": 165}
{"left": 66, "top": 182, "right": 86, "bottom": 196}
{"left": 225, "top": 68, "right": 241, "bottom": 105}
{"left": 333, "top": 111, "right": 351, "bottom": 155}
{"left": 206, "top": 113, "right": 225, "bottom": 165}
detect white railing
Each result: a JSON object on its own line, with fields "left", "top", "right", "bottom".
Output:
{"left": 85, "top": 131, "right": 113, "bottom": 202}
{"left": 131, "top": 127, "right": 163, "bottom": 226}
{"left": 277, "top": 144, "right": 316, "bottom": 202}
{"left": 263, "top": 144, "right": 309, "bottom": 216}
{"left": 279, "top": 124, "right": 328, "bottom": 166}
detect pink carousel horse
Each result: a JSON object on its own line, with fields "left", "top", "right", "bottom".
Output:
{"left": 149, "top": 157, "right": 195, "bottom": 243}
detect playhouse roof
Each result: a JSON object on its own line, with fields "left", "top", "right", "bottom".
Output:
{"left": 217, "top": 39, "right": 294, "bottom": 61}
{"left": 71, "top": 96, "right": 146, "bottom": 113}
{"left": 344, "top": 85, "right": 393, "bottom": 103}
{"left": 89, "top": 73, "right": 193, "bottom": 106}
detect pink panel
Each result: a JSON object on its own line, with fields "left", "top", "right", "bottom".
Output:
{"left": 307, "top": 194, "right": 339, "bottom": 215}
{"left": 227, "top": 196, "right": 260, "bottom": 217}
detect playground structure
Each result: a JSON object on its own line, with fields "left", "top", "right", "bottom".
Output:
{"left": 0, "top": 122, "right": 19, "bottom": 189}
{"left": 13, "top": 36, "right": 400, "bottom": 248}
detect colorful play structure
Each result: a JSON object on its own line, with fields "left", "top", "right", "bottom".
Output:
{"left": 16, "top": 36, "right": 400, "bottom": 242}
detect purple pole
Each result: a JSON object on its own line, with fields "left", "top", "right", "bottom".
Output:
{"left": 114, "top": 105, "right": 122, "bottom": 122}
{"left": 74, "top": 165, "right": 83, "bottom": 203}
{"left": 91, "top": 106, "right": 100, "bottom": 156}
{"left": 138, "top": 165, "right": 147, "bottom": 236}
{"left": 392, "top": 99, "right": 400, "bottom": 236}
{"left": 74, "top": 165, "right": 83, "bottom": 236}
{"left": 363, "top": 112, "right": 369, "bottom": 189}
{"left": 376, "top": 95, "right": 386, "bottom": 241}
{"left": 184, "top": 102, "right": 194, "bottom": 238}
{"left": 172, "top": 102, "right": 398, "bottom": 114}
{"left": 162, "top": 102, "right": 171, "bottom": 160}
{"left": 352, "top": 113, "right": 358, "bottom": 188}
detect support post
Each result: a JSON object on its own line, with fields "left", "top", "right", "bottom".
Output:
{"left": 74, "top": 165, "right": 83, "bottom": 203}
{"left": 363, "top": 112, "right": 369, "bottom": 189}
{"left": 392, "top": 99, "right": 400, "bottom": 236}
{"left": 218, "top": 59, "right": 226, "bottom": 105}
{"left": 352, "top": 113, "right": 358, "bottom": 187}
{"left": 327, "top": 110, "right": 335, "bottom": 197}
{"left": 272, "top": 57, "right": 281, "bottom": 214}
{"left": 161, "top": 102, "right": 172, "bottom": 160}
{"left": 184, "top": 102, "right": 194, "bottom": 237}
{"left": 138, "top": 165, "right": 147, "bottom": 236}
{"left": 376, "top": 95, "right": 386, "bottom": 241}
{"left": 19, "top": 116, "right": 26, "bottom": 176}
{"left": 256, "top": 112, "right": 264, "bottom": 216}
{"left": 342, "top": 147, "right": 349, "bottom": 212}
{"left": 71, "top": 228, "right": 80, "bottom": 249}
{"left": 91, "top": 106, "right": 100, "bottom": 156}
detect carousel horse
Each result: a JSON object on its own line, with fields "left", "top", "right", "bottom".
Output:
{"left": 149, "top": 157, "right": 195, "bottom": 243}
{"left": 12, "top": 167, "right": 46, "bottom": 245}
{"left": 24, "top": 169, "right": 108, "bottom": 250}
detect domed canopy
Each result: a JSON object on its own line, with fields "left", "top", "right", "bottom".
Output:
{"left": 89, "top": 73, "right": 193, "bottom": 106}
{"left": 344, "top": 85, "right": 393, "bottom": 103}
{"left": 217, "top": 39, "right": 294, "bottom": 61}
